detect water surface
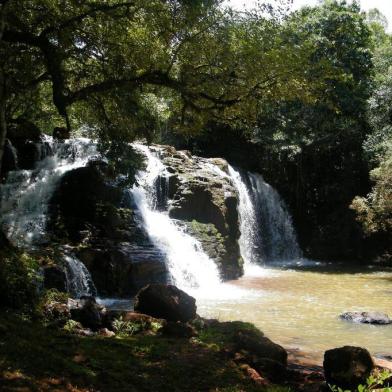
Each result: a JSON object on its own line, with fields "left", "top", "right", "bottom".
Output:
{"left": 197, "top": 263, "right": 392, "bottom": 362}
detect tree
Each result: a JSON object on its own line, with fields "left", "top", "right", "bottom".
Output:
{"left": 0, "top": 0, "right": 320, "bottom": 173}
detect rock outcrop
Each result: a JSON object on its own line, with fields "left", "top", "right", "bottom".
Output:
{"left": 49, "top": 159, "right": 168, "bottom": 296}
{"left": 134, "top": 284, "right": 197, "bottom": 322}
{"left": 151, "top": 145, "right": 243, "bottom": 279}
{"left": 340, "top": 311, "right": 391, "bottom": 325}
{"left": 323, "top": 346, "right": 374, "bottom": 389}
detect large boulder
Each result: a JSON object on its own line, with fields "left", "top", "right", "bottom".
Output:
{"left": 151, "top": 145, "right": 243, "bottom": 279}
{"left": 1, "top": 139, "right": 18, "bottom": 179}
{"left": 323, "top": 346, "right": 374, "bottom": 390}
{"left": 49, "top": 163, "right": 123, "bottom": 241}
{"left": 70, "top": 296, "right": 104, "bottom": 330}
{"left": 134, "top": 284, "right": 197, "bottom": 322}
{"left": 234, "top": 329, "right": 288, "bottom": 366}
{"left": 7, "top": 120, "right": 43, "bottom": 170}
{"left": 340, "top": 311, "right": 391, "bottom": 325}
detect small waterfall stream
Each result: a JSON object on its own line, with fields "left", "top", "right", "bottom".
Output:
{"left": 0, "top": 137, "right": 98, "bottom": 247}
{"left": 246, "top": 172, "right": 302, "bottom": 262}
{"left": 0, "top": 137, "right": 98, "bottom": 298}
{"left": 228, "top": 166, "right": 301, "bottom": 266}
{"left": 64, "top": 253, "right": 97, "bottom": 298}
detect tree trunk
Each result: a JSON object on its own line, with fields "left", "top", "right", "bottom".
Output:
{"left": 0, "top": 3, "right": 7, "bottom": 177}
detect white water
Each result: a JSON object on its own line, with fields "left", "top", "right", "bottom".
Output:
{"left": 246, "top": 172, "right": 302, "bottom": 261}
{"left": 131, "top": 144, "right": 225, "bottom": 297}
{"left": 64, "top": 253, "right": 97, "bottom": 298}
{"left": 228, "top": 165, "right": 263, "bottom": 271}
{"left": 0, "top": 137, "right": 98, "bottom": 246}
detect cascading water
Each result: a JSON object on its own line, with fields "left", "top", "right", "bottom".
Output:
{"left": 130, "top": 144, "right": 222, "bottom": 295}
{"left": 64, "top": 253, "right": 97, "bottom": 298}
{"left": 247, "top": 173, "right": 302, "bottom": 261}
{"left": 228, "top": 166, "right": 263, "bottom": 268}
{"left": 0, "top": 137, "right": 98, "bottom": 247}
{"left": 229, "top": 166, "right": 302, "bottom": 264}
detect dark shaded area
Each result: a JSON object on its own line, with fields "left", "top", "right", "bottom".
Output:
{"left": 166, "top": 123, "right": 372, "bottom": 262}
{"left": 0, "top": 314, "right": 263, "bottom": 392}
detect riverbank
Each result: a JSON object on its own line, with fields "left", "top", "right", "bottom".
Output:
{"left": 0, "top": 312, "right": 295, "bottom": 392}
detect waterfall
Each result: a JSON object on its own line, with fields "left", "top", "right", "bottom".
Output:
{"left": 228, "top": 166, "right": 301, "bottom": 265}
{"left": 130, "top": 144, "right": 222, "bottom": 294}
{"left": 247, "top": 173, "right": 302, "bottom": 261}
{"left": 0, "top": 137, "right": 98, "bottom": 246}
{"left": 228, "top": 165, "right": 263, "bottom": 267}
{"left": 64, "top": 254, "right": 97, "bottom": 298}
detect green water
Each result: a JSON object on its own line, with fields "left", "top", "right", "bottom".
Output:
{"left": 197, "top": 264, "right": 392, "bottom": 362}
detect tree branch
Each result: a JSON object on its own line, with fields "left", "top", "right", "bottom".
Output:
{"left": 40, "top": 2, "right": 136, "bottom": 36}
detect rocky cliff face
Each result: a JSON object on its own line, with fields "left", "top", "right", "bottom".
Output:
{"left": 1, "top": 127, "right": 244, "bottom": 296}
{"left": 156, "top": 145, "right": 243, "bottom": 280}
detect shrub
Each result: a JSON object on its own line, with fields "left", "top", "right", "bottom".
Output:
{"left": 329, "top": 369, "right": 392, "bottom": 392}
{"left": 0, "top": 248, "right": 41, "bottom": 310}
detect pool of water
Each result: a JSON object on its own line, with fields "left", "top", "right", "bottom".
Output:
{"left": 196, "top": 263, "right": 392, "bottom": 362}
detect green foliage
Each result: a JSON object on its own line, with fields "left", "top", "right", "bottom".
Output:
{"left": 1, "top": 0, "right": 327, "bottom": 140}
{"left": 112, "top": 316, "right": 162, "bottom": 337}
{"left": 0, "top": 248, "right": 41, "bottom": 310}
{"left": 36, "top": 289, "right": 70, "bottom": 325}
{"left": 329, "top": 369, "right": 392, "bottom": 392}
{"left": 350, "top": 7, "right": 392, "bottom": 249}
{"left": 63, "top": 319, "right": 82, "bottom": 333}
{"left": 98, "top": 141, "right": 146, "bottom": 186}
{"left": 351, "top": 152, "right": 392, "bottom": 234}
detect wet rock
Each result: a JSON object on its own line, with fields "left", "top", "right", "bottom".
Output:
{"left": 49, "top": 164, "right": 123, "bottom": 241}
{"left": 323, "top": 346, "right": 374, "bottom": 390}
{"left": 78, "top": 243, "right": 168, "bottom": 297}
{"left": 134, "top": 284, "right": 197, "bottom": 322}
{"left": 43, "top": 265, "right": 68, "bottom": 292}
{"left": 1, "top": 139, "right": 18, "bottom": 178}
{"left": 7, "top": 120, "right": 43, "bottom": 170}
{"left": 159, "top": 321, "right": 198, "bottom": 338}
{"left": 150, "top": 144, "right": 242, "bottom": 279}
{"left": 8, "top": 119, "right": 41, "bottom": 143}
{"left": 340, "top": 311, "right": 391, "bottom": 325}
{"left": 53, "top": 126, "right": 70, "bottom": 140}
{"left": 234, "top": 329, "right": 287, "bottom": 366}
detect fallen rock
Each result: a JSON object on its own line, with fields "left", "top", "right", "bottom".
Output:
{"left": 240, "top": 364, "right": 269, "bottom": 386}
{"left": 323, "top": 346, "right": 374, "bottom": 389}
{"left": 159, "top": 321, "right": 198, "bottom": 338}
{"left": 42, "top": 301, "right": 71, "bottom": 326}
{"left": 70, "top": 296, "right": 104, "bottom": 330}
{"left": 252, "top": 358, "right": 289, "bottom": 383}
{"left": 340, "top": 311, "right": 391, "bottom": 325}
{"left": 98, "top": 328, "right": 115, "bottom": 338}
{"left": 134, "top": 284, "right": 196, "bottom": 322}
{"left": 234, "top": 329, "right": 288, "bottom": 366}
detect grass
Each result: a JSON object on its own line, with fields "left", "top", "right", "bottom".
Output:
{"left": 0, "top": 313, "right": 288, "bottom": 392}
